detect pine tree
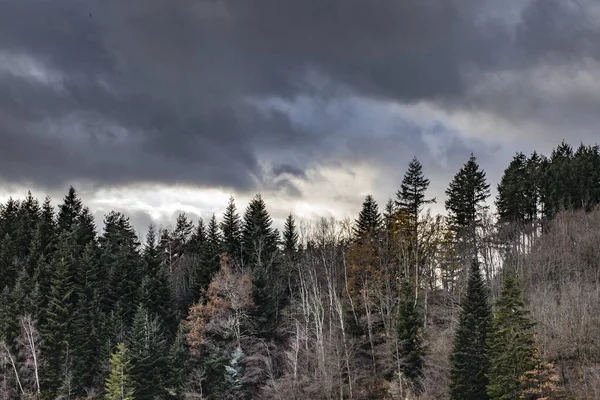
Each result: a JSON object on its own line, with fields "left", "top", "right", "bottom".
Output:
{"left": 353, "top": 195, "right": 382, "bottom": 244}
{"left": 445, "top": 154, "right": 491, "bottom": 257}
{"left": 41, "top": 232, "right": 77, "bottom": 394}
{"left": 496, "top": 152, "right": 528, "bottom": 226}
{"left": 99, "top": 212, "right": 142, "bottom": 329}
{"left": 129, "top": 305, "right": 169, "bottom": 399}
{"left": 282, "top": 213, "right": 299, "bottom": 256}
{"left": 241, "top": 194, "right": 279, "bottom": 268}
{"left": 396, "top": 279, "right": 425, "bottom": 391}
{"left": 220, "top": 196, "right": 242, "bottom": 262}
{"left": 241, "top": 194, "right": 280, "bottom": 338}
{"left": 139, "top": 225, "right": 175, "bottom": 332}
{"left": 449, "top": 259, "right": 492, "bottom": 400}
{"left": 167, "top": 327, "right": 188, "bottom": 397}
{"left": 104, "top": 342, "right": 135, "bottom": 400}
{"left": 199, "top": 214, "right": 222, "bottom": 293}
{"left": 486, "top": 274, "right": 536, "bottom": 400}
{"left": 396, "top": 157, "right": 436, "bottom": 231}
{"left": 57, "top": 186, "right": 83, "bottom": 233}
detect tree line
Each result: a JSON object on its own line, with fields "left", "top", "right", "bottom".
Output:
{"left": 0, "top": 139, "right": 599, "bottom": 399}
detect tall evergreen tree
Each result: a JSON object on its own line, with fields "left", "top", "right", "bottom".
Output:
{"left": 353, "top": 195, "right": 383, "bottom": 244}
{"left": 486, "top": 274, "right": 536, "bottom": 400}
{"left": 41, "top": 232, "right": 77, "bottom": 394}
{"left": 242, "top": 194, "right": 280, "bottom": 338}
{"left": 396, "top": 279, "right": 425, "bottom": 391}
{"left": 139, "top": 225, "right": 175, "bottom": 332}
{"left": 396, "top": 157, "right": 436, "bottom": 230}
{"left": 496, "top": 152, "right": 528, "bottom": 226}
{"left": 99, "top": 212, "right": 142, "bottom": 329}
{"left": 104, "top": 342, "right": 135, "bottom": 400}
{"left": 445, "top": 154, "right": 491, "bottom": 257}
{"left": 449, "top": 259, "right": 492, "bottom": 400}
{"left": 220, "top": 196, "right": 242, "bottom": 262}
{"left": 57, "top": 186, "right": 83, "bottom": 233}
{"left": 129, "top": 305, "right": 169, "bottom": 399}
{"left": 282, "top": 213, "right": 299, "bottom": 256}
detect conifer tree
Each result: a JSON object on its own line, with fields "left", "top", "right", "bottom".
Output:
{"left": 242, "top": 194, "right": 280, "bottom": 338}
{"left": 353, "top": 195, "right": 382, "bottom": 244}
{"left": 189, "top": 217, "right": 207, "bottom": 255}
{"left": 523, "top": 151, "right": 542, "bottom": 225}
{"left": 15, "top": 192, "right": 40, "bottom": 260}
{"left": 139, "top": 225, "right": 174, "bottom": 332}
{"left": 129, "top": 305, "right": 169, "bottom": 399}
{"left": 220, "top": 196, "right": 242, "bottom": 262}
{"left": 104, "top": 342, "right": 135, "bottom": 400}
{"left": 282, "top": 213, "right": 299, "bottom": 256}
{"left": 449, "top": 259, "right": 492, "bottom": 400}
{"left": 99, "top": 212, "right": 142, "bottom": 329}
{"left": 496, "top": 152, "right": 528, "bottom": 226}
{"left": 396, "top": 279, "right": 425, "bottom": 391}
{"left": 445, "top": 154, "right": 491, "bottom": 257}
{"left": 167, "top": 327, "right": 188, "bottom": 397}
{"left": 199, "top": 214, "right": 222, "bottom": 293}
{"left": 241, "top": 194, "right": 279, "bottom": 268}
{"left": 172, "top": 212, "right": 194, "bottom": 256}
{"left": 57, "top": 186, "right": 83, "bottom": 233}
{"left": 396, "top": 157, "right": 435, "bottom": 231}
{"left": 42, "top": 232, "right": 77, "bottom": 394}
{"left": 486, "top": 274, "right": 536, "bottom": 400}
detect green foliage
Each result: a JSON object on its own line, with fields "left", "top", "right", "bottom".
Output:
{"left": 445, "top": 154, "right": 490, "bottom": 256}
{"left": 486, "top": 274, "right": 536, "bottom": 400}
{"left": 449, "top": 259, "right": 492, "bottom": 400}
{"left": 396, "top": 279, "right": 425, "bottom": 391}
{"left": 353, "top": 194, "right": 383, "bottom": 244}
{"left": 129, "top": 305, "right": 169, "bottom": 399}
{"left": 282, "top": 213, "right": 299, "bottom": 256}
{"left": 167, "top": 327, "right": 188, "bottom": 397}
{"left": 221, "top": 196, "right": 243, "bottom": 262}
{"left": 242, "top": 195, "right": 280, "bottom": 338}
{"left": 396, "top": 157, "right": 435, "bottom": 228}
{"left": 105, "top": 342, "right": 136, "bottom": 400}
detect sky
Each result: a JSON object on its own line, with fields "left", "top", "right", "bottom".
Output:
{"left": 1, "top": 0, "right": 600, "bottom": 234}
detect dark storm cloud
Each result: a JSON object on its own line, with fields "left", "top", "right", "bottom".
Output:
{"left": 0, "top": 0, "right": 596, "bottom": 191}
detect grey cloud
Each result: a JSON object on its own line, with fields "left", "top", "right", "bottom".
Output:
{"left": 0, "top": 0, "right": 596, "bottom": 193}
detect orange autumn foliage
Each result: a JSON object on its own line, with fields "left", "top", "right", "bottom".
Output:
{"left": 183, "top": 254, "right": 253, "bottom": 356}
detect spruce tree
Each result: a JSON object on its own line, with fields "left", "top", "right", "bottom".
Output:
{"left": 42, "top": 232, "right": 77, "bottom": 394}
{"left": 282, "top": 213, "right": 299, "bottom": 256}
{"left": 396, "top": 279, "right": 425, "bottom": 391}
{"left": 199, "top": 214, "right": 222, "bottom": 293}
{"left": 396, "top": 157, "right": 435, "bottom": 230}
{"left": 487, "top": 273, "right": 536, "bottom": 400}
{"left": 129, "top": 305, "right": 169, "bottom": 399}
{"left": 241, "top": 194, "right": 280, "bottom": 338}
{"left": 139, "top": 225, "right": 175, "bottom": 332}
{"left": 445, "top": 154, "right": 491, "bottom": 257}
{"left": 486, "top": 274, "right": 536, "bottom": 400}
{"left": 220, "top": 196, "right": 242, "bottom": 262}
{"left": 353, "top": 194, "right": 383, "bottom": 244}
{"left": 449, "top": 259, "right": 492, "bottom": 400}
{"left": 167, "top": 327, "right": 188, "bottom": 397}
{"left": 57, "top": 186, "right": 83, "bottom": 233}
{"left": 104, "top": 342, "right": 135, "bottom": 400}
{"left": 99, "top": 212, "right": 142, "bottom": 329}
{"left": 496, "top": 152, "right": 528, "bottom": 226}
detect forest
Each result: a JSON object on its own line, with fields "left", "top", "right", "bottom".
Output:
{"left": 0, "top": 139, "right": 599, "bottom": 399}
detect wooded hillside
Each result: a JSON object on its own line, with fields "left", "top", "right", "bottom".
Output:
{"left": 1, "top": 140, "right": 599, "bottom": 399}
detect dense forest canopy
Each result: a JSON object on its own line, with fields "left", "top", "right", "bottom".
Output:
{"left": 0, "top": 139, "right": 599, "bottom": 399}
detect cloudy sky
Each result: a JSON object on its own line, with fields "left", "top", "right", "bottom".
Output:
{"left": 1, "top": 0, "right": 599, "bottom": 233}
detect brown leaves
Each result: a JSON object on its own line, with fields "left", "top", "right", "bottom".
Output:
{"left": 183, "top": 253, "right": 253, "bottom": 356}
